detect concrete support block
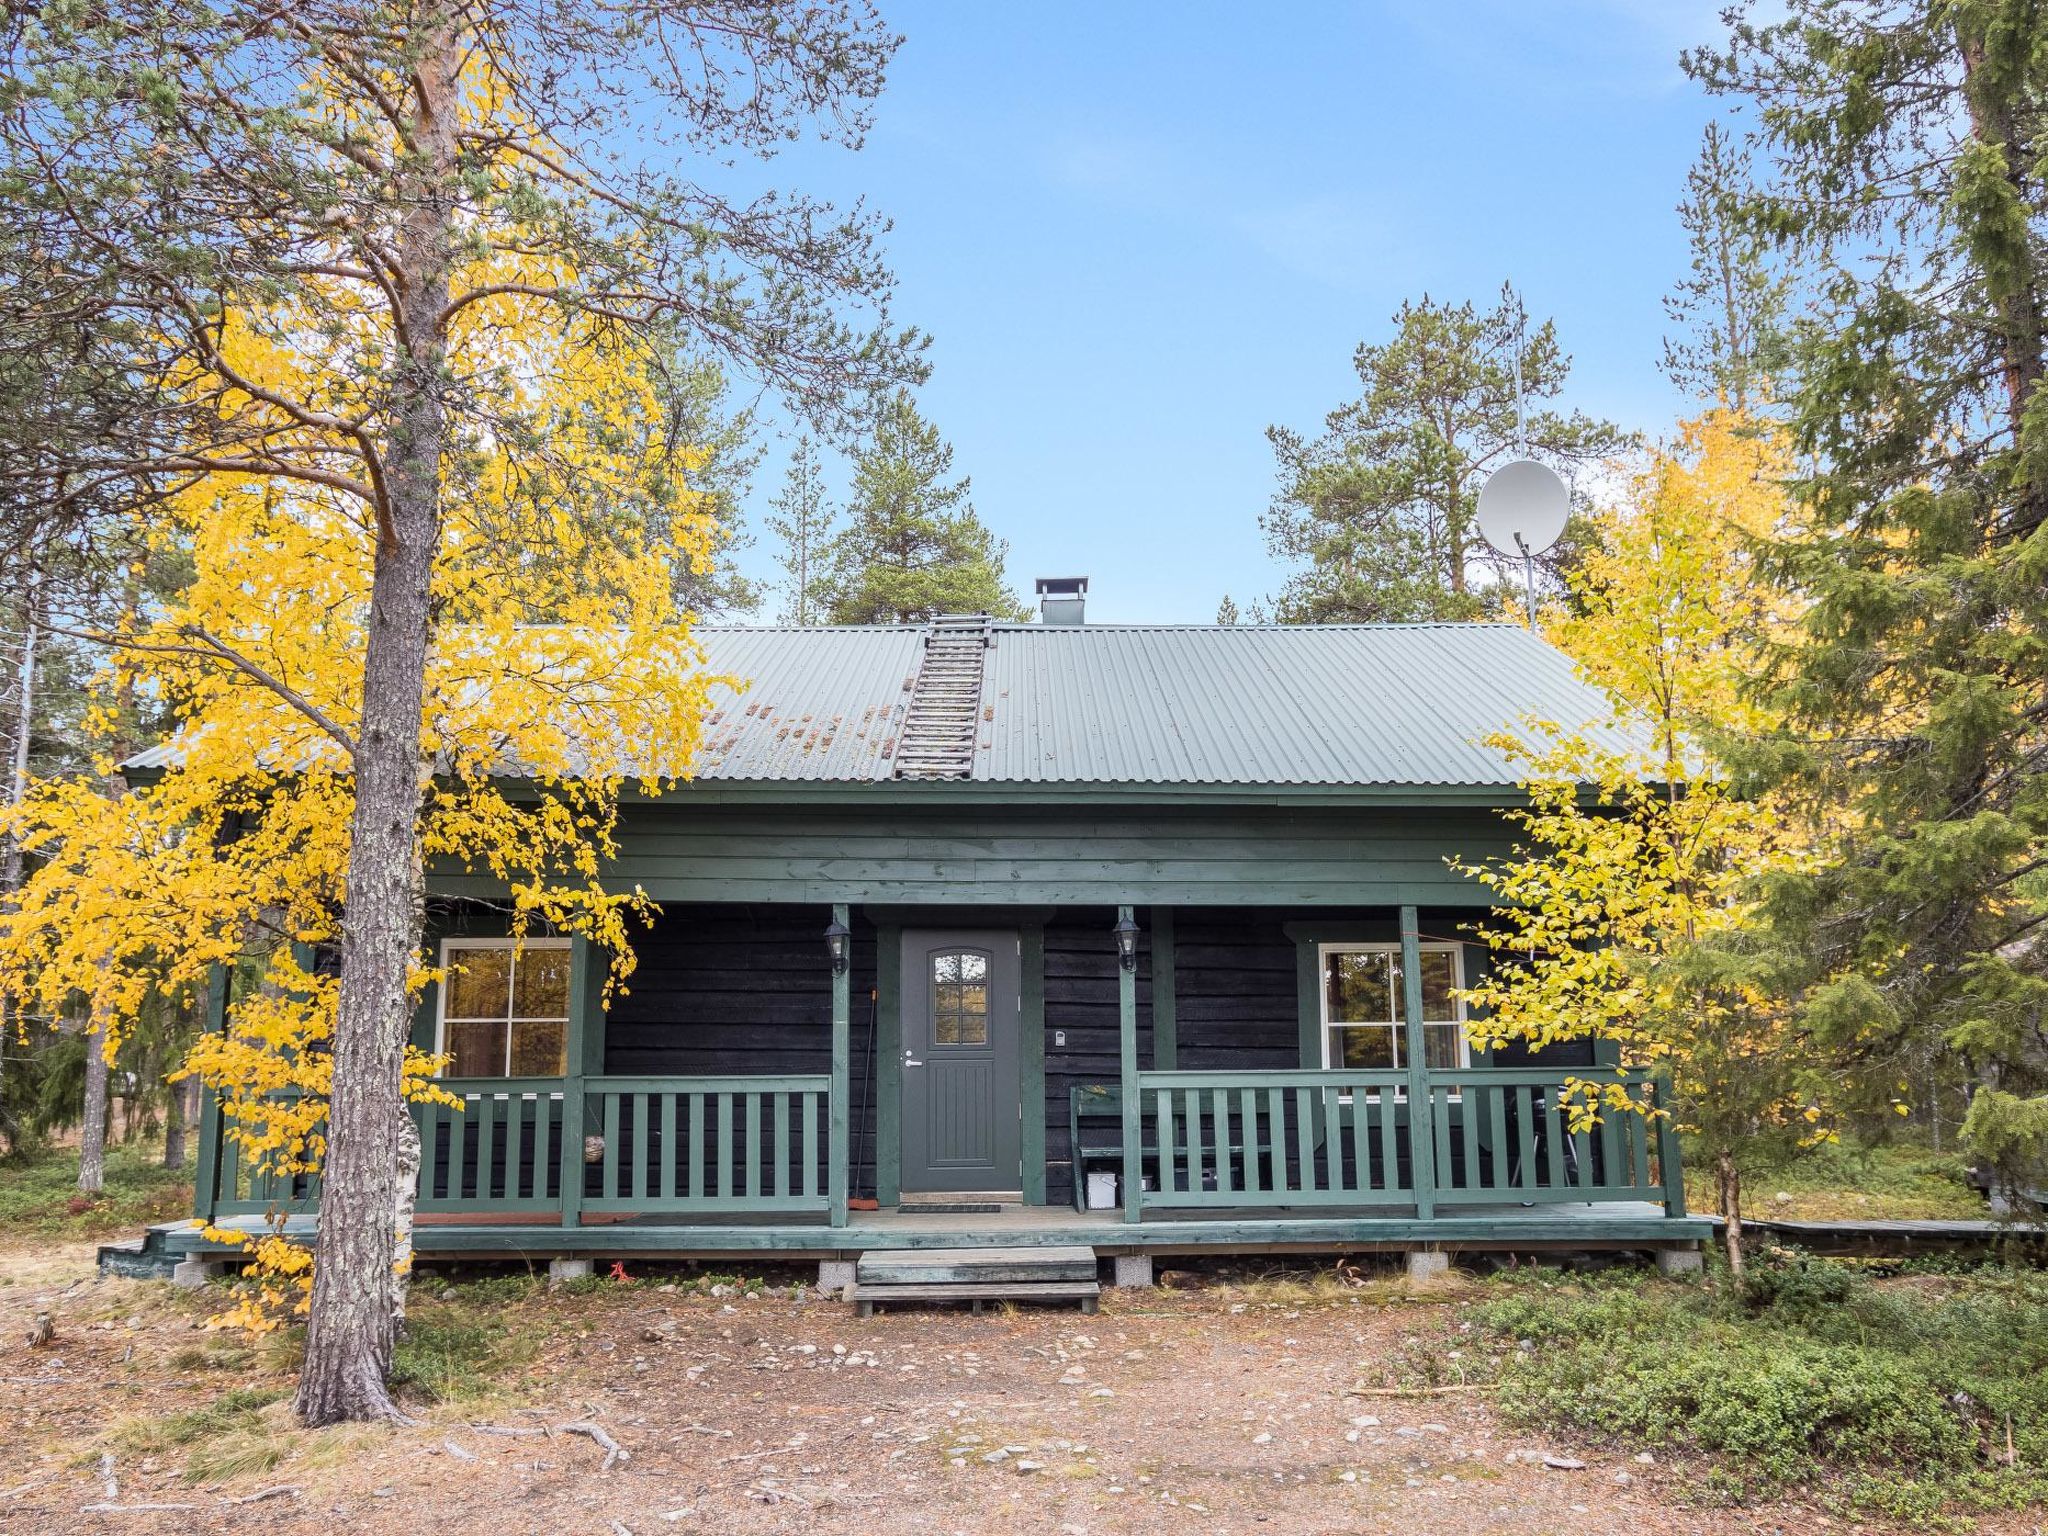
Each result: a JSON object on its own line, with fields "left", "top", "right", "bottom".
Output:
{"left": 1406, "top": 1249, "right": 1450, "bottom": 1285}
{"left": 547, "top": 1256, "right": 594, "bottom": 1283}
{"left": 170, "top": 1258, "right": 227, "bottom": 1289}
{"left": 1111, "top": 1253, "right": 1154, "bottom": 1289}
{"left": 817, "top": 1259, "right": 856, "bottom": 1298}
{"left": 1655, "top": 1245, "right": 1705, "bottom": 1278}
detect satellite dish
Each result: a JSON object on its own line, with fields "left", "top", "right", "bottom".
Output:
{"left": 1476, "top": 458, "right": 1569, "bottom": 557}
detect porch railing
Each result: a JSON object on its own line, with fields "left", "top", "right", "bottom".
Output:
{"left": 1130, "top": 1065, "right": 1681, "bottom": 1217}
{"left": 581, "top": 1073, "right": 831, "bottom": 1214}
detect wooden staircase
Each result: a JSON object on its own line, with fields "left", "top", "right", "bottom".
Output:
{"left": 849, "top": 1245, "right": 1100, "bottom": 1316}
{"left": 892, "top": 614, "right": 992, "bottom": 780}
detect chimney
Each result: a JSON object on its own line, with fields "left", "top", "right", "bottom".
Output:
{"left": 1034, "top": 575, "right": 1088, "bottom": 626}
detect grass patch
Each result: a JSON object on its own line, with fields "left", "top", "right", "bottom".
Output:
{"left": 0, "top": 1140, "right": 193, "bottom": 1239}
{"left": 113, "top": 1384, "right": 289, "bottom": 1456}
{"left": 1471, "top": 1255, "right": 2048, "bottom": 1524}
{"left": 388, "top": 1291, "right": 545, "bottom": 1405}
{"left": 1686, "top": 1134, "right": 1983, "bottom": 1222}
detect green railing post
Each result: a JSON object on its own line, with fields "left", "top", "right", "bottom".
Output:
{"left": 191, "top": 963, "right": 229, "bottom": 1225}
{"left": 560, "top": 937, "right": 600, "bottom": 1228}
{"left": 1399, "top": 906, "right": 1436, "bottom": 1219}
{"left": 1654, "top": 1069, "right": 1686, "bottom": 1217}
{"left": 829, "top": 902, "right": 851, "bottom": 1228}
{"left": 1119, "top": 905, "right": 1141, "bottom": 1224}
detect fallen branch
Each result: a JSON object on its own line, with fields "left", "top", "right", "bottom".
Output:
{"left": 443, "top": 1437, "right": 478, "bottom": 1462}
{"left": 81, "top": 1503, "right": 202, "bottom": 1513}
{"left": 468, "top": 1422, "right": 549, "bottom": 1437}
{"left": 559, "top": 1421, "right": 629, "bottom": 1471}
{"left": 719, "top": 1445, "right": 799, "bottom": 1465}
{"left": 1342, "top": 1382, "right": 1497, "bottom": 1398}
{"left": 223, "top": 1485, "right": 301, "bottom": 1506}
{"left": 678, "top": 1424, "right": 733, "bottom": 1438}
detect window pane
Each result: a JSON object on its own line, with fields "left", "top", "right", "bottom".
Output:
{"left": 509, "top": 1016, "right": 567, "bottom": 1076}
{"left": 1324, "top": 951, "right": 1393, "bottom": 1023}
{"left": 512, "top": 945, "right": 571, "bottom": 1019}
{"left": 445, "top": 946, "right": 512, "bottom": 1020}
{"left": 445, "top": 1018, "right": 506, "bottom": 1077}
{"left": 1420, "top": 951, "right": 1458, "bottom": 1021}
{"left": 1424, "top": 1022, "right": 1464, "bottom": 1069}
{"left": 931, "top": 951, "right": 990, "bottom": 1046}
{"left": 1331, "top": 1024, "right": 1394, "bottom": 1069}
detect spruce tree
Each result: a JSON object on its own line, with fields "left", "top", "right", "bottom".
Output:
{"left": 1692, "top": 2, "right": 2048, "bottom": 1191}
{"left": 1662, "top": 122, "right": 1792, "bottom": 408}
{"left": 820, "top": 392, "right": 1028, "bottom": 624}
{"left": 1261, "top": 285, "right": 1625, "bottom": 623}
{"left": 765, "top": 438, "right": 837, "bottom": 626}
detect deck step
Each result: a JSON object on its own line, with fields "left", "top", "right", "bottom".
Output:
{"left": 850, "top": 1278, "right": 1100, "bottom": 1317}
{"left": 857, "top": 1244, "right": 1097, "bottom": 1285}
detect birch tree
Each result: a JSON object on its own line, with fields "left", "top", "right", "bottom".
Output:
{"left": 0, "top": 0, "right": 920, "bottom": 1425}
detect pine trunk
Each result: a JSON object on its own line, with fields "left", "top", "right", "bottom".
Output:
{"left": 76, "top": 1013, "right": 109, "bottom": 1195}
{"left": 294, "top": 16, "right": 457, "bottom": 1429}
{"left": 1715, "top": 1147, "right": 1744, "bottom": 1279}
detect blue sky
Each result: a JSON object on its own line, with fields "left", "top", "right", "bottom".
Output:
{"left": 727, "top": 0, "right": 1731, "bottom": 623}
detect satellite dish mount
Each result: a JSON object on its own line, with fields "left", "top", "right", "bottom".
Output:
{"left": 1475, "top": 292, "right": 1568, "bottom": 627}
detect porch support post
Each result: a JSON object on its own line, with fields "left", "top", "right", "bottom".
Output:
{"left": 1152, "top": 908, "right": 1176, "bottom": 1070}
{"left": 191, "top": 963, "right": 229, "bottom": 1226}
{"left": 829, "top": 902, "right": 851, "bottom": 1228}
{"left": 1654, "top": 1068, "right": 1686, "bottom": 1217}
{"left": 561, "top": 936, "right": 604, "bottom": 1228}
{"left": 1119, "top": 904, "right": 1141, "bottom": 1224}
{"left": 1399, "top": 905, "right": 1436, "bottom": 1219}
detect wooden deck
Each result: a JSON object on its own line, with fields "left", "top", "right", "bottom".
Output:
{"left": 141, "top": 1200, "right": 1710, "bottom": 1267}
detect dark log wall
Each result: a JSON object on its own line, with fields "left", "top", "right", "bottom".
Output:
{"left": 603, "top": 903, "right": 885, "bottom": 1201}
{"left": 1042, "top": 911, "right": 1152, "bottom": 1210}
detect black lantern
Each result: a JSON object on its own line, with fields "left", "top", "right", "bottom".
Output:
{"left": 1113, "top": 913, "right": 1141, "bottom": 973}
{"left": 822, "top": 917, "right": 851, "bottom": 976}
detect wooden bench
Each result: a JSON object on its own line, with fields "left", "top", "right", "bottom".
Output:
{"left": 1069, "top": 1084, "right": 1248, "bottom": 1211}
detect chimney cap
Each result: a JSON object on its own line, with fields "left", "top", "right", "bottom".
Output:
{"left": 1034, "top": 576, "right": 1088, "bottom": 596}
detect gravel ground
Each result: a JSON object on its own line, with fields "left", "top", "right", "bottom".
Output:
{"left": 2, "top": 1242, "right": 2038, "bottom": 1536}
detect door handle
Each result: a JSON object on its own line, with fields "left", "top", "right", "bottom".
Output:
{"left": 904, "top": 1057, "right": 924, "bottom": 1067}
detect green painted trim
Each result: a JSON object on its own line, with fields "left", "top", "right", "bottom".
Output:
{"left": 561, "top": 938, "right": 600, "bottom": 1229}
{"left": 428, "top": 876, "right": 1502, "bottom": 908}
{"left": 191, "top": 964, "right": 229, "bottom": 1224}
{"left": 1655, "top": 1070, "right": 1687, "bottom": 1216}
{"left": 829, "top": 902, "right": 851, "bottom": 1227}
{"left": 1152, "top": 908, "right": 1176, "bottom": 1070}
{"left": 165, "top": 1209, "right": 1716, "bottom": 1259}
{"left": 1294, "top": 938, "right": 1320, "bottom": 1069}
{"left": 1019, "top": 924, "right": 1046, "bottom": 1206}
{"left": 1118, "top": 904, "right": 1140, "bottom": 1225}
{"left": 875, "top": 921, "right": 902, "bottom": 1207}
{"left": 1399, "top": 907, "right": 1436, "bottom": 1219}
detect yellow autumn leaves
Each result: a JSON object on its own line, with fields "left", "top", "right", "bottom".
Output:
{"left": 1458, "top": 409, "right": 1834, "bottom": 1144}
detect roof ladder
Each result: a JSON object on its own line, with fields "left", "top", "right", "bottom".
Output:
{"left": 893, "top": 614, "right": 993, "bottom": 780}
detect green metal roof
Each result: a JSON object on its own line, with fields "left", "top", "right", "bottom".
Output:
{"left": 687, "top": 621, "right": 1642, "bottom": 789}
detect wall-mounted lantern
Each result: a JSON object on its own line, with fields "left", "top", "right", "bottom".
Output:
{"left": 1113, "top": 913, "right": 1141, "bottom": 973}
{"left": 823, "top": 917, "right": 851, "bottom": 976}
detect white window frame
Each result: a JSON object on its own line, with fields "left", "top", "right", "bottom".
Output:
{"left": 1317, "top": 941, "right": 1471, "bottom": 1092}
{"left": 434, "top": 936, "right": 575, "bottom": 1079}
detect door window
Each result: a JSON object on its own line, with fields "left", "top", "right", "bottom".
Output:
{"left": 931, "top": 950, "right": 991, "bottom": 1046}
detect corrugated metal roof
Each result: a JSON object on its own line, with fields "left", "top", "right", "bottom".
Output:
{"left": 125, "top": 622, "right": 1647, "bottom": 790}
{"left": 969, "top": 623, "right": 1644, "bottom": 786}
{"left": 689, "top": 626, "right": 922, "bottom": 781}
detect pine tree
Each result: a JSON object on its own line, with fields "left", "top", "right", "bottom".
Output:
{"left": 1261, "top": 285, "right": 1625, "bottom": 623}
{"left": 1662, "top": 122, "right": 1791, "bottom": 409}
{"left": 819, "top": 393, "right": 1028, "bottom": 624}
{"left": 765, "top": 438, "right": 837, "bottom": 626}
{"left": 1690, "top": 2, "right": 2048, "bottom": 1192}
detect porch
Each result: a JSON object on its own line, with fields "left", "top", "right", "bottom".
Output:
{"left": 187, "top": 899, "right": 1706, "bottom": 1258}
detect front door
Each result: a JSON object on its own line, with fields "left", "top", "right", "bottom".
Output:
{"left": 899, "top": 929, "right": 1021, "bottom": 1195}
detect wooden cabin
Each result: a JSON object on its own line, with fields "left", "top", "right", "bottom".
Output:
{"left": 167, "top": 601, "right": 1710, "bottom": 1286}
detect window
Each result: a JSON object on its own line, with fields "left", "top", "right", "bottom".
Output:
{"left": 437, "top": 938, "right": 572, "bottom": 1078}
{"left": 931, "top": 949, "right": 990, "bottom": 1046}
{"left": 1319, "top": 942, "right": 1468, "bottom": 1074}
